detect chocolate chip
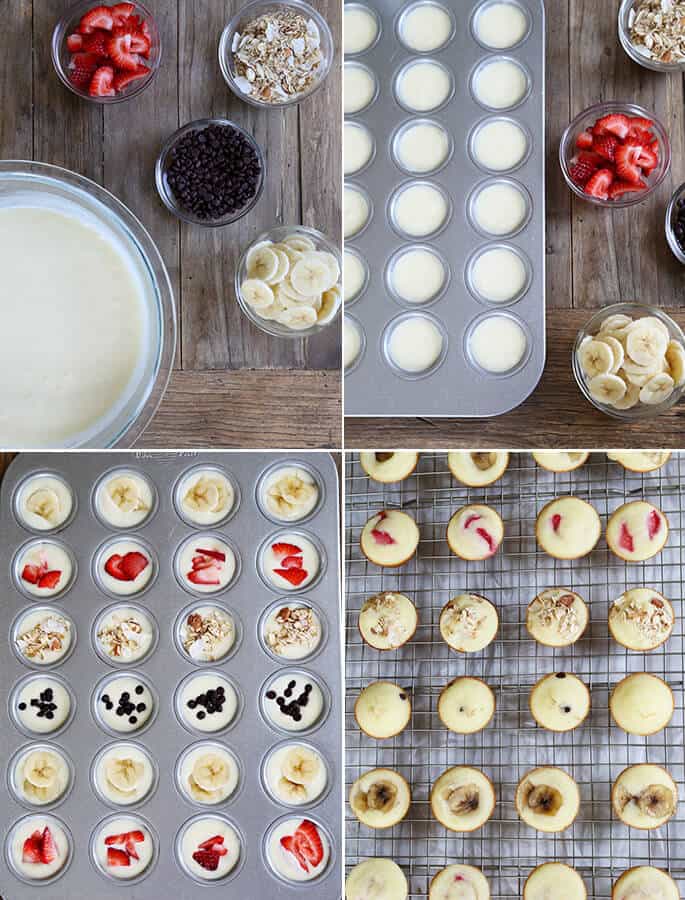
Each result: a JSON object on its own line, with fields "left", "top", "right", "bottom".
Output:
{"left": 135, "top": 685, "right": 144, "bottom": 695}
{"left": 197, "top": 710, "right": 206, "bottom": 720}
{"left": 129, "top": 716, "right": 137, "bottom": 725}
{"left": 18, "top": 702, "right": 26, "bottom": 711}
{"left": 266, "top": 691, "right": 276, "bottom": 700}
{"left": 102, "top": 694, "right": 110, "bottom": 704}
{"left": 137, "top": 703, "right": 146, "bottom": 712}
{"left": 556, "top": 673, "right": 566, "bottom": 679}
{"left": 562, "top": 706, "right": 571, "bottom": 714}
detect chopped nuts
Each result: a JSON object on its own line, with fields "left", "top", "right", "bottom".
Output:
{"left": 231, "top": 10, "right": 324, "bottom": 103}
{"left": 611, "top": 593, "right": 673, "bottom": 642}
{"left": 183, "top": 609, "right": 234, "bottom": 661}
{"left": 530, "top": 591, "right": 580, "bottom": 638}
{"left": 97, "top": 614, "right": 145, "bottom": 660}
{"left": 266, "top": 605, "right": 320, "bottom": 656}
{"left": 443, "top": 602, "right": 484, "bottom": 640}
{"left": 363, "top": 592, "right": 409, "bottom": 645}
{"left": 16, "top": 615, "right": 69, "bottom": 661}
{"left": 629, "top": 0, "right": 685, "bottom": 63}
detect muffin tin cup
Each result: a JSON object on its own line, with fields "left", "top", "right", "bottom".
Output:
{"left": 343, "top": 247, "right": 371, "bottom": 307}
{"left": 388, "top": 178, "right": 454, "bottom": 241}
{"left": 396, "top": 1, "right": 457, "bottom": 52}
{"left": 344, "top": 314, "right": 367, "bottom": 375}
{"left": 173, "top": 601, "right": 244, "bottom": 666}
{"left": 260, "top": 739, "right": 333, "bottom": 810}
{"left": 394, "top": 57, "right": 456, "bottom": 114}
{"left": 173, "top": 670, "right": 244, "bottom": 738}
{"left": 470, "top": 0, "right": 532, "bottom": 50}
{"left": 344, "top": 60, "right": 380, "bottom": 115}
{"left": 91, "top": 670, "right": 159, "bottom": 740}
{"left": 465, "top": 241, "right": 533, "bottom": 307}
{"left": 92, "top": 535, "right": 159, "bottom": 602}
{"left": 469, "top": 54, "right": 533, "bottom": 112}
{"left": 12, "top": 471, "right": 77, "bottom": 535}
{"left": 258, "top": 596, "right": 329, "bottom": 664}
{"left": 262, "top": 813, "right": 336, "bottom": 887}
{"left": 344, "top": 181, "right": 375, "bottom": 240}
{"left": 467, "top": 176, "right": 533, "bottom": 239}
{"left": 391, "top": 117, "right": 455, "bottom": 177}
{"left": 92, "top": 602, "right": 160, "bottom": 669}
{"left": 381, "top": 311, "right": 450, "bottom": 380}
{"left": 464, "top": 309, "right": 534, "bottom": 378}
{"left": 9, "top": 671, "right": 77, "bottom": 741}
{"left": 344, "top": 0, "right": 545, "bottom": 418}
{"left": 174, "top": 740, "right": 244, "bottom": 808}
{"left": 174, "top": 812, "right": 247, "bottom": 886}
{"left": 12, "top": 538, "right": 78, "bottom": 603}
{"left": 344, "top": 121, "right": 377, "bottom": 177}
{"left": 7, "top": 742, "right": 76, "bottom": 813}
{"left": 385, "top": 243, "right": 451, "bottom": 308}
{"left": 10, "top": 605, "right": 78, "bottom": 671}
{"left": 89, "top": 740, "right": 159, "bottom": 811}
{"left": 256, "top": 529, "right": 327, "bottom": 595}
{"left": 91, "top": 467, "right": 158, "bottom": 532}
{"left": 173, "top": 463, "right": 242, "bottom": 529}
{"left": 259, "top": 667, "right": 332, "bottom": 737}
{"left": 5, "top": 812, "right": 74, "bottom": 887}
{"left": 255, "top": 458, "right": 326, "bottom": 527}
{"left": 89, "top": 811, "right": 159, "bottom": 885}
{"left": 344, "top": 2, "right": 383, "bottom": 55}
{"left": 173, "top": 533, "right": 242, "bottom": 599}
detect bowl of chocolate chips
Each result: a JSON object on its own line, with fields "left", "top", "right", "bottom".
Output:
{"left": 155, "top": 118, "right": 265, "bottom": 226}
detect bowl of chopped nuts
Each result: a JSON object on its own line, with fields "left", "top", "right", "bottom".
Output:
{"left": 618, "top": 0, "right": 685, "bottom": 72}
{"left": 218, "top": 0, "right": 334, "bottom": 109}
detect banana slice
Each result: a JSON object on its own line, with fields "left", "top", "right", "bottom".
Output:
{"left": 23, "top": 751, "right": 60, "bottom": 788}
{"left": 639, "top": 372, "right": 675, "bottom": 405}
{"left": 247, "top": 245, "right": 280, "bottom": 282}
{"left": 105, "top": 755, "right": 145, "bottom": 793}
{"left": 306, "top": 250, "right": 340, "bottom": 284}
{"left": 626, "top": 321, "right": 668, "bottom": 368}
{"left": 284, "top": 235, "right": 317, "bottom": 252}
{"left": 318, "top": 287, "right": 341, "bottom": 324}
{"left": 188, "top": 774, "right": 217, "bottom": 802}
{"left": 600, "top": 313, "right": 633, "bottom": 333}
{"left": 277, "top": 242, "right": 304, "bottom": 265}
{"left": 184, "top": 475, "right": 229, "bottom": 513}
{"left": 630, "top": 315, "right": 670, "bottom": 340}
{"left": 278, "top": 278, "right": 318, "bottom": 304}
{"left": 278, "top": 305, "right": 318, "bottom": 330}
{"left": 290, "top": 255, "right": 336, "bottom": 296}
{"left": 578, "top": 339, "right": 614, "bottom": 378}
{"left": 612, "top": 377, "right": 640, "bottom": 410}
{"left": 26, "top": 489, "right": 61, "bottom": 525}
{"left": 602, "top": 335, "right": 625, "bottom": 373}
{"left": 258, "top": 294, "right": 291, "bottom": 321}
{"left": 665, "top": 340, "right": 685, "bottom": 386}
{"left": 278, "top": 776, "right": 308, "bottom": 801}
{"left": 282, "top": 746, "right": 321, "bottom": 786}
{"left": 107, "top": 477, "right": 147, "bottom": 513}
{"left": 23, "top": 779, "right": 63, "bottom": 804}
{"left": 241, "top": 278, "right": 275, "bottom": 310}
{"left": 268, "top": 249, "right": 291, "bottom": 285}
{"left": 192, "top": 753, "right": 230, "bottom": 792}
{"left": 267, "top": 473, "right": 317, "bottom": 517}
{"left": 588, "top": 373, "right": 627, "bottom": 406}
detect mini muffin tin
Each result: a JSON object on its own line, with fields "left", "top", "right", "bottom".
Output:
{"left": 344, "top": 0, "right": 546, "bottom": 417}
{"left": 0, "top": 452, "right": 340, "bottom": 898}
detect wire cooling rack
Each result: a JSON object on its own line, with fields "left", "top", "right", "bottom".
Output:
{"left": 345, "top": 452, "right": 685, "bottom": 898}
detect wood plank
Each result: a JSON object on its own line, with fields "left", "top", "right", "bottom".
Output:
{"left": 570, "top": 0, "right": 685, "bottom": 308}
{"left": 344, "top": 307, "right": 685, "bottom": 449}
{"left": 0, "top": 1, "right": 32, "bottom": 159}
{"left": 140, "top": 367, "right": 342, "bottom": 447}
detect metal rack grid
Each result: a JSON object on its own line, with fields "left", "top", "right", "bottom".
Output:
{"left": 345, "top": 451, "right": 685, "bottom": 898}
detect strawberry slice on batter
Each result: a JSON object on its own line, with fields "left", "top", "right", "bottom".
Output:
{"left": 619, "top": 521, "right": 634, "bottom": 554}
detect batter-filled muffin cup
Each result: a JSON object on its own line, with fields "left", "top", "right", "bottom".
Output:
{"left": 6, "top": 813, "right": 72, "bottom": 884}
{"left": 354, "top": 681, "right": 411, "bottom": 739}
{"left": 529, "top": 673, "right": 590, "bottom": 732}
{"left": 535, "top": 497, "right": 601, "bottom": 559}
{"left": 359, "top": 451, "right": 419, "bottom": 483}
{"left": 10, "top": 743, "right": 72, "bottom": 808}
{"left": 612, "top": 866, "right": 679, "bottom": 900}
{"left": 612, "top": 764, "right": 677, "bottom": 830}
{"left": 175, "top": 465, "right": 237, "bottom": 527}
{"left": 515, "top": 767, "right": 580, "bottom": 832}
{"left": 430, "top": 864, "right": 490, "bottom": 899}
{"left": 92, "top": 741, "right": 157, "bottom": 808}
{"left": 360, "top": 510, "right": 420, "bottom": 567}
{"left": 447, "top": 451, "right": 509, "bottom": 486}
{"left": 264, "top": 815, "right": 332, "bottom": 885}
{"left": 610, "top": 673, "right": 674, "bottom": 735}
{"left": 446, "top": 504, "right": 503, "bottom": 560}
{"left": 532, "top": 451, "right": 589, "bottom": 473}
{"left": 438, "top": 677, "right": 495, "bottom": 734}
{"left": 14, "top": 540, "right": 76, "bottom": 600}
{"left": 431, "top": 766, "right": 495, "bottom": 832}
{"left": 526, "top": 589, "right": 588, "bottom": 647}
{"left": 12, "top": 607, "right": 74, "bottom": 668}
{"left": 349, "top": 768, "right": 411, "bottom": 829}
{"left": 15, "top": 473, "right": 74, "bottom": 532}
{"left": 608, "top": 588, "right": 674, "bottom": 650}
{"left": 607, "top": 451, "right": 671, "bottom": 473}
{"left": 346, "top": 859, "right": 408, "bottom": 900}
{"left": 176, "top": 741, "right": 240, "bottom": 806}
{"left": 94, "top": 469, "right": 155, "bottom": 530}
{"left": 524, "top": 862, "right": 587, "bottom": 899}
{"left": 439, "top": 594, "right": 499, "bottom": 652}
{"left": 91, "top": 813, "right": 157, "bottom": 882}
{"left": 358, "top": 591, "right": 418, "bottom": 650}
{"left": 606, "top": 501, "right": 669, "bottom": 562}
{"left": 262, "top": 741, "right": 328, "bottom": 808}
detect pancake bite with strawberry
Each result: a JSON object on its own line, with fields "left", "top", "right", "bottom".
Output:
{"left": 98, "top": 539, "right": 153, "bottom": 596}
{"left": 446, "top": 504, "right": 503, "bottom": 561}
{"left": 92, "top": 815, "right": 155, "bottom": 880}
{"left": 535, "top": 496, "right": 601, "bottom": 559}
{"left": 606, "top": 501, "right": 668, "bottom": 561}
{"left": 261, "top": 534, "right": 320, "bottom": 590}
{"left": 8, "top": 816, "right": 70, "bottom": 882}
{"left": 267, "top": 817, "right": 330, "bottom": 884}
{"left": 360, "top": 510, "right": 420, "bottom": 567}
{"left": 17, "top": 541, "right": 74, "bottom": 598}
{"left": 178, "top": 815, "right": 242, "bottom": 881}
{"left": 176, "top": 535, "right": 237, "bottom": 594}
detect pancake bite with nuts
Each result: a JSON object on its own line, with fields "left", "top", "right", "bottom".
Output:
{"left": 607, "top": 451, "right": 671, "bottom": 473}
{"left": 349, "top": 768, "right": 411, "bottom": 829}
{"left": 515, "top": 767, "right": 580, "bottom": 832}
{"left": 438, "top": 677, "right": 495, "bottom": 734}
{"left": 606, "top": 501, "right": 669, "bottom": 561}
{"left": 440, "top": 594, "right": 498, "bottom": 652}
{"left": 447, "top": 505, "right": 503, "bottom": 560}
{"left": 524, "top": 863, "right": 586, "bottom": 899}
{"left": 532, "top": 451, "right": 589, "bottom": 473}
{"left": 612, "top": 866, "right": 680, "bottom": 900}
{"left": 447, "top": 451, "right": 509, "bottom": 486}
{"left": 526, "top": 589, "right": 588, "bottom": 647}
{"left": 430, "top": 865, "right": 491, "bottom": 899}
{"left": 354, "top": 681, "right": 411, "bottom": 739}
{"left": 529, "top": 673, "right": 590, "bottom": 732}
{"left": 535, "top": 497, "right": 601, "bottom": 559}
{"left": 609, "top": 588, "right": 674, "bottom": 651}
{"left": 612, "top": 764, "right": 678, "bottom": 830}
{"left": 360, "top": 510, "right": 420, "bottom": 567}
{"left": 431, "top": 766, "right": 495, "bottom": 832}
{"left": 358, "top": 591, "right": 418, "bottom": 650}
{"left": 359, "top": 451, "right": 419, "bottom": 483}
{"left": 610, "top": 673, "right": 674, "bottom": 736}
{"left": 346, "top": 859, "right": 408, "bottom": 900}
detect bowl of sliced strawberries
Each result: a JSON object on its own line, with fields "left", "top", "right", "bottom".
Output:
{"left": 559, "top": 101, "right": 670, "bottom": 207}
{"left": 52, "top": 1, "right": 161, "bottom": 102}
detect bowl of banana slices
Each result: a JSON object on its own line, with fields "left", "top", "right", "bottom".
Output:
{"left": 573, "top": 302, "right": 685, "bottom": 418}
{"left": 236, "top": 225, "right": 342, "bottom": 337}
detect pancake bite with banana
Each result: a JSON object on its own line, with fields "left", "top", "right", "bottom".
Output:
{"left": 607, "top": 451, "right": 671, "bottom": 473}
{"left": 349, "top": 768, "right": 411, "bottom": 829}
{"left": 535, "top": 497, "right": 601, "bottom": 559}
{"left": 431, "top": 766, "right": 495, "bottom": 832}
{"left": 440, "top": 594, "right": 499, "bottom": 652}
{"left": 610, "top": 673, "right": 674, "bottom": 736}
{"left": 529, "top": 673, "right": 590, "bottom": 732}
{"left": 612, "top": 764, "right": 677, "bottom": 830}
{"left": 515, "top": 767, "right": 580, "bottom": 832}
{"left": 447, "top": 451, "right": 509, "bottom": 486}
{"left": 359, "top": 451, "right": 419, "bottom": 483}
{"left": 358, "top": 591, "right": 418, "bottom": 650}
{"left": 609, "top": 588, "right": 674, "bottom": 651}
{"left": 360, "top": 510, "right": 420, "bottom": 567}
{"left": 532, "top": 451, "right": 589, "bottom": 472}
{"left": 526, "top": 589, "right": 588, "bottom": 647}
{"left": 606, "top": 501, "right": 668, "bottom": 561}
{"left": 447, "top": 505, "right": 503, "bottom": 560}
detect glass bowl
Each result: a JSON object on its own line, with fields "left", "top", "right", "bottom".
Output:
{"left": 618, "top": 0, "right": 685, "bottom": 72}
{"left": 218, "top": 0, "right": 334, "bottom": 109}
{"left": 155, "top": 118, "right": 266, "bottom": 227}
{"left": 665, "top": 181, "right": 685, "bottom": 264}
{"left": 573, "top": 302, "right": 685, "bottom": 419}
{"left": 235, "top": 225, "right": 341, "bottom": 338}
{"left": 559, "top": 101, "right": 671, "bottom": 208}
{"left": 0, "top": 160, "right": 176, "bottom": 447}
{"left": 51, "top": 0, "right": 162, "bottom": 104}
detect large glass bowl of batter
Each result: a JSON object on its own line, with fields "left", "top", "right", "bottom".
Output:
{"left": 0, "top": 161, "right": 176, "bottom": 449}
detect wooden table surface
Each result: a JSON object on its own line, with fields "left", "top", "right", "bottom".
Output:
{"left": 2, "top": 0, "right": 341, "bottom": 449}
{"left": 345, "top": 0, "right": 685, "bottom": 450}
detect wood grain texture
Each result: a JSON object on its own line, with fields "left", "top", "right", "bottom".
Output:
{"left": 345, "top": 0, "right": 685, "bottom": 447}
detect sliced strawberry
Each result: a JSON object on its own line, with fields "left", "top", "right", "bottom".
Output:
{"left": 463, "top": 514, "right": 482, "bottom": 529}
{"left": 575, "top": 129, "right": 594, "bottom": 150}
{"left": 650, "top": 137, "right": 659, "bottom": 156}
{"left": 22, "top": 830, "right": 43, "bottom": 864}
{"left": 192, "top": 848, "right": 220, "bottom": 871}
{"left": 636, "top": 143, "right": 658, "bottom": 173}
{"left": 107, "top": 847, "right": 131, "bottom": 867}
{"left": 125, "top": 838, "right": 140, "bottom": 860}
{"left": 89, "top": 65, "right": 116, "bottom": 97}
{"left": 585, "top": 168, "right": 614, "bottom": 200}
{"left": 595, "top": 113, "right": 631, "bottom": 139}
{"left": 21, "top": 564, "right": 41, "bottom": 585}
{"left": 629, "top": 126, "right": 654, "bottom": 146}
{"left": 79, "top": 5, "right": 115, "bottom": 33}
{"left": 280, "top": 554, "right": 304, "bottom": 569}
{"left": 476, "top": 527, "right": 496, "bottom": 554}
{"left": 578, "top": 150, "right": 604, "bottom": 168}
{"left": 619, "top": 521, "right": 634, "bottom": 554}
{"left": 569, "top": 160, "right": 596, "bottom": 186}
{"left": 119, "top": 551, "right": 149, "bottom": 580}
{"left": 198, "top": 834, "right": 225, "bottom": 851}
{"left": 82, "top": 28, "right": 110, "bottom": 57}
{"left": 592, "top": 134, "right": 619, "bottom": 162}
{"left": 272, "top": 542, "right": 302, "bottom": 557}
{"left": 68, "top": 51, "right": 100, "bottom": 89}
{"left": 294, "top": 820, "right": 324, "bottom": 869}
{"left": 112, "top": 2, "right": 136, "bottom": 24}
{"left": 188, "top": 566, "right": 221, "bottom": 585}
{"left": 614, "top": 142, "right": 644, "bottom": 185}
{"left": 106, "top": 32, "right": 140, "bottom": 71}
{"left": 274, "top": 567, "right": 308, "bottom": 586}
{"left": 129, "top": 31, "right": 151, "bottom": 55}
{"left": 371, "top": 528, "right": 395, "bottom": 545}
{"left": 213, "top": 843, "right": 228, "bottom": 856}
{"left": 113, "top": 63, "right": 150, "bottom": 90}
{"left": 104, "top": 553, "right": 126, "bottom": 580}
{"left": 66, "top": 33, "right": 83, "bottom": 52}
{"left": 194, "top": 547, "right": 227, "bottom": 563}
{"left": 280, "top": 834, "right": 309, "bottom": 872}
{"left": 648, "top": 509, "right": 662, "bottom": 539}
{"left": 38, "top": 570, "right": 61, "bottom": 590}
{"left": 551, "top": 513, "right": 562, "bottom": 533}
{"left": 609, "top": 179, "right": 647, "bottom": 199}
{"left": 104, "top": 829, "right": 145, "bottom": 845}
{"left": 40, "top": 827, "right": 58, "bottom": 865}
{"left": 629, "top": 115, "right": 654, "bottom": 132}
